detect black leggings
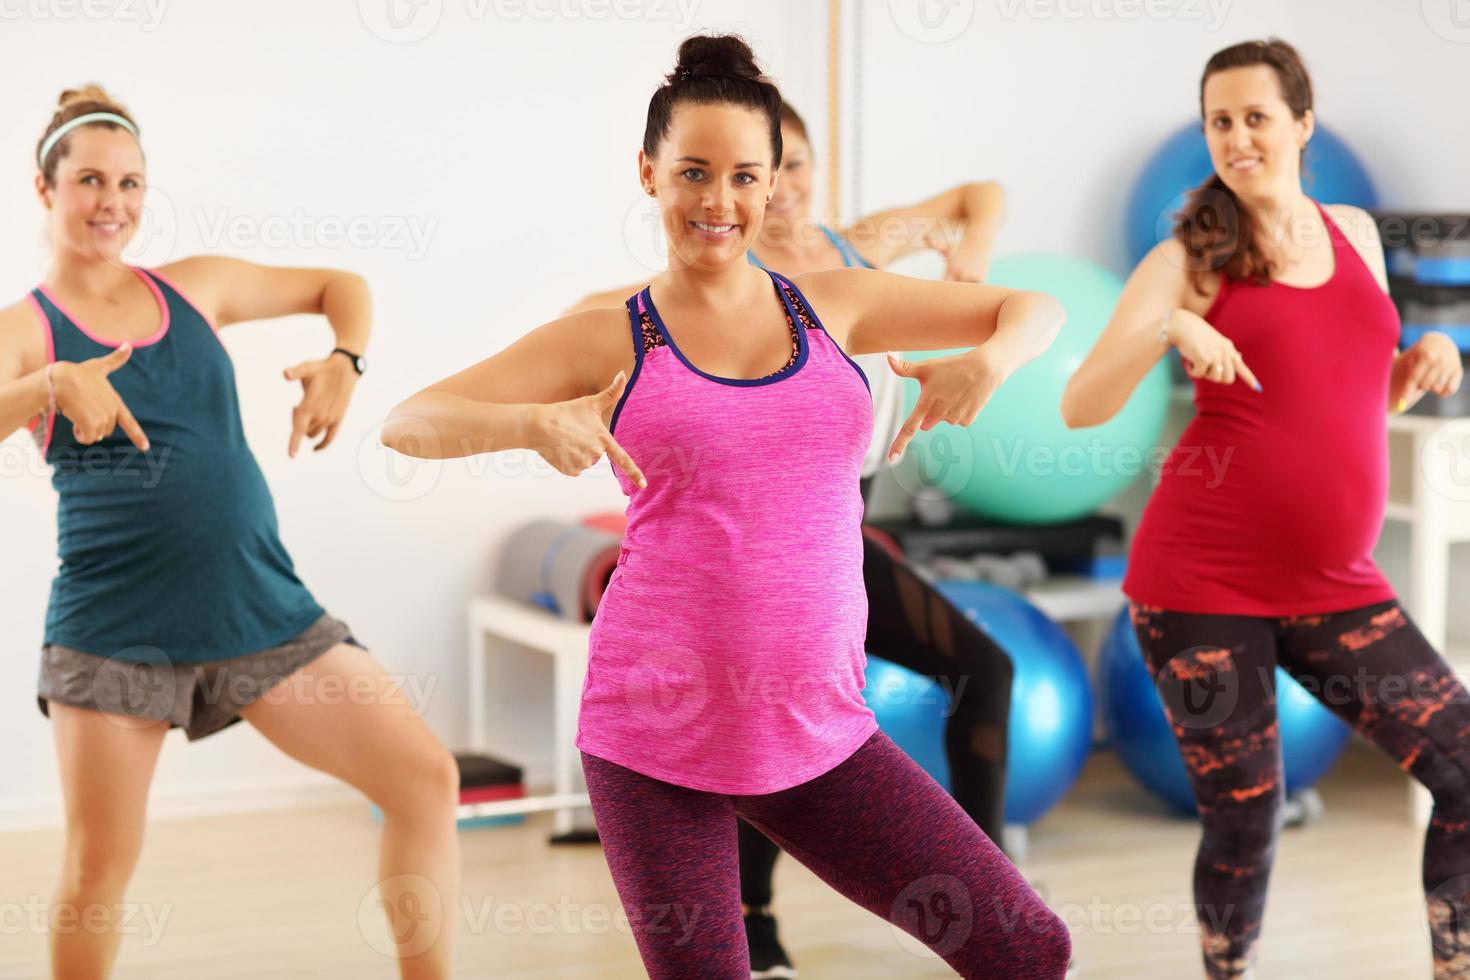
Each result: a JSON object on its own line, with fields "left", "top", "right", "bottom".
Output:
{"left": 738, "top": 477, "right": 1016, "bottom": 909}
{"left": 1130, "top": 599, "right": 1470, "bottom": 980}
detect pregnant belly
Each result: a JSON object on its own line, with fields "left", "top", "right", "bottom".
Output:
{"left": 55, "top": 453, "right": 280, "bottom": 574}
{"left": 1149, "top": 437, "right": 1386, "bottom": 570}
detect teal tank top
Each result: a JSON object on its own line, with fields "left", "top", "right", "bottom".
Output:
{"left": 31, "top": 267, "right": 324, "bottom": 664}
{"left": 747, "top": 224, "right": 873, "bottom": 272}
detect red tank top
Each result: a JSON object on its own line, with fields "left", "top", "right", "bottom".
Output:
{"left": 1123, "top": 201, "right": 1400, "bottom": 616}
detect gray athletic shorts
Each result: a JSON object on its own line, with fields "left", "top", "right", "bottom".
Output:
{"left": 37, "top": 613, "right": 364, "bottom": 742}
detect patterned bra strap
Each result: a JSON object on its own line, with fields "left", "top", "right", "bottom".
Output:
{"left": 770, "top": 275, "right": 815, "bottom": 323}
{"left": 633, "top": 295, "right": 663, "bottom": 355}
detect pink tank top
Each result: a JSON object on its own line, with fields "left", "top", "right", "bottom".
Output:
{"left": 576, "top": 269, "right": 878, "bottom": 794}
{"left": 1124, "top": 201, "right": 1400, "bottom": 616}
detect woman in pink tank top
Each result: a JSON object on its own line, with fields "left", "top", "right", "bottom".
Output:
{"left": 386, "top": 32, "right": 1071, "bottom": 980}
{"left": 1064, "top": 40, "right": 1469, "bottom": 980}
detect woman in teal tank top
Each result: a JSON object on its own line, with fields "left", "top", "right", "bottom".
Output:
{"left": 0, "top": 87, "right": 459, "bottom": 978}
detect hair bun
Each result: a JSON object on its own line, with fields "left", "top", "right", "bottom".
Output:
{"left": 58, "top": 83, "right": 117, "bottom": 109}
{"left": 671, "top": 34, "right": 765, "bottom": 84}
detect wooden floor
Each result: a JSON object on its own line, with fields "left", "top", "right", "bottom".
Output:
{"left": 0, "top": 744, "right": 1435, "bottom": 979}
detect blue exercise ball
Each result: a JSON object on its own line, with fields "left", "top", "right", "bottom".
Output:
{"left": 862, "top": 581, "right": 1094, "bottom": 826}
{"left": 1099, "top": 607, "right": 1352, "bottom": 816}
{"left": 1125, "top": 121, "right": 1378, "bottom": 265}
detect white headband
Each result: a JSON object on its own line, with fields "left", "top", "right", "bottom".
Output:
{"left": 38, "top": 112, "right": 139, "bottom": 168}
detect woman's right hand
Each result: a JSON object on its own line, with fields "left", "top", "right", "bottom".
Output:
{"left": 528, "top": 371, "right": 646, "bottom": 488}
{"left": 52, "top": 344, "right": 151, "bottom": 450}
{"left": 1167, "top": 308, "right": 1262, "bottom": 391}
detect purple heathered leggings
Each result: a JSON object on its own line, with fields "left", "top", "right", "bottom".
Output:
{"left": 581, "top": 730, "right": 1071, "bottom": 978}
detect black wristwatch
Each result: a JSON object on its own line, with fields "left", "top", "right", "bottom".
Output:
{"left": 331, "top": 347, "right": 367, "bottom": 376}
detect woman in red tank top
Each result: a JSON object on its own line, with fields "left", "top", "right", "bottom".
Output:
{"left": 1064, "top": 40, "right": 1468, "bottom": 980}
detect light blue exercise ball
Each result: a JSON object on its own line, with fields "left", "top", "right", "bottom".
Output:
{"left": 1099, "top": 607, "right": 1352, "bottom": 816}
{"left": 1125, "top": 120, "right": 1378, "bottom": 265}
{"left": 862, "top": 581, "right": 1093, "bottom": 826}
{"left": 901, "top": 254, "right": 1171, "bottom": 525}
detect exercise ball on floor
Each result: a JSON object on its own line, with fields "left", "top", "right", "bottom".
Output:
{"left": 1099, "top": 607, "right": 1353, "bottom": 816}
{"left": 862, "top": 581, "right": 1094, "bottom": 826}
{"left": 900, "top": 254, "right": 1171, "bottom": 525}
{"left": 1124, "top": 120, "right": 1378, "bottom": 265}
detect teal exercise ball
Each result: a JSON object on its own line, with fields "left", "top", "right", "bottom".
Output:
{"left": 901, "top": 254, "right": 1170, "bottom": 525}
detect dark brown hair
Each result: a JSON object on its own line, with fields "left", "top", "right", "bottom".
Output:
{"left": 36, "top": 84, "right": 140, "bottom": 187}
{"left": 643, "top": 34, "right": 783, "bottom": 169}
{"left": 1172, "top": 39, "right": 1313, "bottom": 293}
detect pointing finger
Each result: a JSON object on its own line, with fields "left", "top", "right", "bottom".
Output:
{"left": 889, "top": 407, "right": 926, "bottom": 463}
{"left": 601, "top": 431, "right": 646, "bottom": 489}
{"left": 114, "top": 401, "right": 150, "bottom": 452}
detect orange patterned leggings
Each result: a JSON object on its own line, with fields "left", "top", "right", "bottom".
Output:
{"left": 1130, "top": 599, "right": 1470, "bottom": 980}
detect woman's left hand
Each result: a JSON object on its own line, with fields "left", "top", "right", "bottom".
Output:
{"left": 283, "top": 353, "right": 359, "bottom": 457}
{"left": 1397, "top": 332, "right": 1464, "bottom": 411}
{"left": 885, "top": 347, "right": 1006, "bottom": 464}
{"left": 924, "top": 227, "right": 991, "bottom": 283}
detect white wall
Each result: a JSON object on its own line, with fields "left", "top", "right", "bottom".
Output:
{"left": 852, "top": 0, "right": 1470, "bottom": 270}
{"left": 2, "top": 0, "right": 1466, "bottom": 825}
{"left": 0, "top": 0, "right": 829, "bottom": 827}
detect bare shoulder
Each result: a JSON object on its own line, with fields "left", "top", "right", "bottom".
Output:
{"left": 787, "top": 267, "right": 876, "bottom": 349}
{"left": 1324, "top": 203, "right": 1388, "bottom": 289}
{"left": 153, "top": 254, "right": 232, "bottom": 284}
{"left": 150, "top": 255, "right": 231, "bottom": 316}
{"left": 1323, "top": 203, "right": 1385, "bottom": 252}
{"left": 0, "top": 296, "right": 48, "bottom": 375}
{"left": 562, "top": 305, "right": 639, "bottom": 394}
{"left": 1324, "top": 203, "right": 1376, "bottom": 232}
{"left": 1149, "top": 238, "right": 1218, "bottom": 317}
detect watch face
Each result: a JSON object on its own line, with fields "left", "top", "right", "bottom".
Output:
{"left": 355, "top": 355, "right": 367, "bottom": 374}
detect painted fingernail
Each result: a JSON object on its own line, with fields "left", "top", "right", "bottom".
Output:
{"left": 1396, "top": 397, "right": 1407, "bottom": 413}
{"left": 1252, "top": 381, "right": 1262, "bottom": 392}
